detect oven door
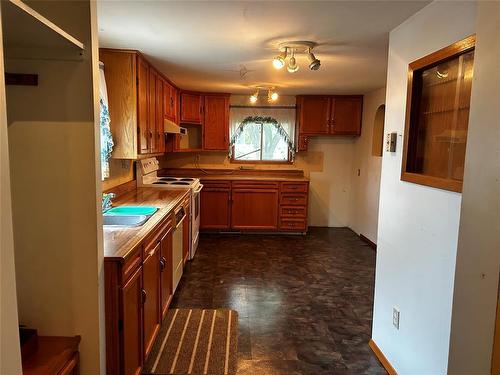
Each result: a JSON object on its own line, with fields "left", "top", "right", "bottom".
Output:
{"left": 191, "top": 184, "right": 203, "bottom": 258}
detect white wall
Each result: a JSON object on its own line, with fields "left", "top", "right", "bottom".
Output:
{"left": 0, "top": 8, "right": 22, "bottom": 375}
{"left": 349, "top": 87, "right": 385, "bottom": 242}
{"left": 372, "top": 2, "right": 476, "bottom": 374}
{"left": 448, "top": 2, "right": 500, "bottom": 374}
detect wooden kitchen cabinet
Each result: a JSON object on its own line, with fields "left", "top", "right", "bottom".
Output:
{"left": 297, "top": 96, "right": 331, "bottom": 134}
{"left": 200, "top": 181, "right": 231, "bottom": 230}
{"left": 142, "top": 242, "right": 161, "bottom": 359}
{"left": 296, "top": 95, "right": 363, "bottom": 151}
{"left": 331, "top": 97, "right": 363, "bottom": 135}
{"left": 137, "top": 55, "right": 150, "bottom": 155}
{"left": 231, "top": 183, "right": 279, "bottom": 230}
{"left": 203, "top": 95, "right": 229, "bottom": 151}
{"left": 120, "top": 266, "right": 143, "bottom": 375}
{"left": 180, "top": 92, "right": 203, "bottom": 124}
{"left": 99, "top": 49, "right": 178, "bottom": 158}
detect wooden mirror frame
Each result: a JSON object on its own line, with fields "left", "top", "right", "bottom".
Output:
{"left": 401, "top": 35, "right": 475, "bottom": 193}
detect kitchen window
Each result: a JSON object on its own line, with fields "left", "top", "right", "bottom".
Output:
{"left": 229, "top": 107, "right": 296, "bottom": 163}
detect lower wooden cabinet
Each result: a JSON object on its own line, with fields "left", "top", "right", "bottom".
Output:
{"left": 200, "top": 181, "right": 231, "bottom": 230}
{"left": 105, "top": 208, "right": 179, "bottom": 375}
{"left": 231, "top": 185, "right": 279, "bottom": 230}
{"left": 200, "top": 180, "right": 309, "bottom": 233}
{"left": 120, "top": 266, "right": 143, "bottom": 375}
{"left": 142, "top": 242, "right": 161, "bottom": 359}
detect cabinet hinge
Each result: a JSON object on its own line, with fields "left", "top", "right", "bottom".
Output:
{"left": 118, "top": 319, "right": 123, "bottom": 332}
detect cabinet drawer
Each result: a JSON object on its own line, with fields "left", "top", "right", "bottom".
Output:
{"left": 232, "top": 181, "right": 279, "bottom": 190}
{"left": 201, "top": 180, "right": 231, "bottom": 190}
{"left": 280, "top": 194, "right": 307, "bottom": 206}
{"left": 122, "top": 247, "right": 142, "bottom": 282}
{"left": 281, "top": 182, "right": 308, "bottom": 193}
{"left": 280, "top": 206, "right": 306, "bottom": 218}
{"left": 144, "top": 216, "right": 173, "bottom": 257}
{"left": 280, "top": 218, "right": 307, "bottom": 231}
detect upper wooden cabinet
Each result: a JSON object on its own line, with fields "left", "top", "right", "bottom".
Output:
{"left": 203, "top": 95, "right": 229, "bottom": 151}
{"left": 297, "top": 96, "right": 331, "bottom": 135}
{"left": 163, "top": 80, "right": 178, "bottom": 123}
{"left": 99, "top": 49, "right": 176, "bottom": 158}
{"left": 180, "top": 92, "right": 203, "bottom": 124}
{"left": 296, "top": 95, "right": 363, "bottom": 151}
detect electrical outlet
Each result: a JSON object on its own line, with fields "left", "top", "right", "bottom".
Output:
{"left": 393, "top": 307, "right": 400, "bottom": 330}
{"left": 386, "top": 132, "right": 397, "bottom": 152}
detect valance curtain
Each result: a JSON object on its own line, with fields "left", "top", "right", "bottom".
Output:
{"left": 229, "top": 106, "right": 296, "bottom": 148}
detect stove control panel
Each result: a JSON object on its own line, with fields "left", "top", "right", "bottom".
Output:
{"left": 139, "top": 157, "right": 160, "bottom": 176}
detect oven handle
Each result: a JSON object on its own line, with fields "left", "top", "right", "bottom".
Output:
{"left": 193, "top": 184, "right": 203, "bottom": 194}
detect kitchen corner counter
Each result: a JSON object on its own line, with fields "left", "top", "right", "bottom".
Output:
{"left": 103, "top": 187, "right": 190, "bottom": 260}
{"left": 158, "top": 168, "right": 310, "bottom": 182}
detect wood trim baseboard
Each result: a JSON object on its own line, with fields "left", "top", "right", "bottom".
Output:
{"left": 369, "top": 339, "right": 398, "bottom": 375}
{"left": 360, "top": 234, "right": 377, "bottom": 251}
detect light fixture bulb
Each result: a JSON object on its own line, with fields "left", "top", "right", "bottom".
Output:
{"left": 287, "top": 50, "right": 299, "bottom": 73}
{"left": 249, "top": 90, "right": 259, "bottom": 103}
{"left": 270, "top": 91, "right": 279, "bottom": 101}
{"left": 307, "top": 48, "right": 321, "bottom": 71}
{"left": 272, "top": 49, "right": 287, "bottom": 70}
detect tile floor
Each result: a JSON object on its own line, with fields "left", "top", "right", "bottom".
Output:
{"left": 170, "top": 227, "right": 386, "bottom": 375}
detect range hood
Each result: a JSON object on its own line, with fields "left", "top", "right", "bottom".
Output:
{"left": 164, "top": 118, "right": 187, "bottom": 135}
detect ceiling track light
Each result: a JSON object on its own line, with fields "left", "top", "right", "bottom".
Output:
{"left": 272, "top": 41, "right": 321, "bottom": 72}
{"left": 267, "top": 88, "right": 279, "bottom": 102}
{"left": 249, "top": 89, "right": 259, "bottom": 103}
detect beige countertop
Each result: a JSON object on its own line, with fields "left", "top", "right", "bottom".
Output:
{"left": 159, "top": 168, "right": 309, "bottom": 182}
{"left": 103, "top": 187, "right": 190, "bottom": 260}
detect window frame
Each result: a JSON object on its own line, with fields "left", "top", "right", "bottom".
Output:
{"left": 401, "top": 34, "right": 475, "bottom": 193}
{"left": 230, "top": 119, "right": 294, "bottom": 164}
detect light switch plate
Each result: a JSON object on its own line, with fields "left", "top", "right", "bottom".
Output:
{"left": 386, "top": 132, "right": 397, "bottom": 152}
{"left": 393, "top": 307, "right": 400, "bottom": 329}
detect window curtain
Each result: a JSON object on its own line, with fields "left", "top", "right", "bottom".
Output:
{"left": 99, "top": 61, "right": 114, "bottom": 180}
{"left": 229, "top": 106, "right": 296, "bottom": 146}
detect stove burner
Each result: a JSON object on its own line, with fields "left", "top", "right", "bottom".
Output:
{"left": 159, "top": 177, "right": 177, "bottom": 181}
{"left": 170, "top": 181, "right": 190, "bottom": 185}
{"left": 180, "top": 178, "right": 195, "bottom": 181}
{"left": 153, "top": 182, "right": 169, "bottom": 184}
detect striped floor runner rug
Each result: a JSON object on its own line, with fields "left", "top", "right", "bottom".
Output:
{"left": 143, "top": 309, "right": 238, "bottom": 375}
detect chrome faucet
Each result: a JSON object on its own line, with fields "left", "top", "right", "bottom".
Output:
{"left": 102, "top": 193, "right": 115, "bottom": 213}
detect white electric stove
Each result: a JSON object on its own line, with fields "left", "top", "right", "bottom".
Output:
{"left": 137, "top": 158, "right": 203, "bottom": 260}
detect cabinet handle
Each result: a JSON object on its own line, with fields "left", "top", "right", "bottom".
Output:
{"left": 160, "top": 257, "right": 166, "bottom": 270}
{"left": 141, "top": 289, "right": 147, "bottom": 304}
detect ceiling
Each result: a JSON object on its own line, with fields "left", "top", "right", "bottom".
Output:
{"left": 97, "top": 1, "right": 428, "bottom": 95}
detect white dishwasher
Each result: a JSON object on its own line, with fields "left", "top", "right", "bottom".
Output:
{"left": 172, "top": 205, "right": 185, "bottom": 293}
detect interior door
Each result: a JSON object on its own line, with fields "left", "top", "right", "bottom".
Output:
{"left": 142, "top": 242, "right": 161, "bottom": 359}
{"left": 298, "top": 96, "right": 331, "bottom": 134}
{"left": 200, "top": 187, "right": 230, "bottom": 230}
{"left": 137, "top": 56, "right": 149, "bottom": 154}
{"left": 120, "top": 266, "right": 143, "bottom": 375}
{"left": 203, "top": 95, "right": 229, "bottom": 150}
{"left": 231, "top": 189, "right": 279, "bottom": 230}
{"left": 331, "top": 97, "right": 363, "bottom": 135}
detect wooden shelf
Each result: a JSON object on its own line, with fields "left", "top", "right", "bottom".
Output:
{"left": 1, "top": 0, "right": 84, "bottom": 60}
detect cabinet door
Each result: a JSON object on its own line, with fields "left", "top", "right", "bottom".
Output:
{"left": 203, "top": 95, "right": 229, "bottom": 151}
{"left": 163, "top": 81, "right": 177, "bottom": 122}
{"left": 142, "top": 242, "right": 161, "bottom": 359}
{"left": 180, "top": 93, "right": 203, "bottom": 124}
{"left": 200, "top": 188, "right": 230, "bottom": 230}
{"left": 157, "top": 78, "right": 165, "bottom": 153}
{"left": 148, "top": 68, "right": 158, "bottom": 153}
{"left": 231, "top": 189, "right": 279, "bottom": 230}
{"left": 297, "top": 96, "right": 331, "bottom": 134}
{"left": 160, "top": 226, "right": 173, "bottom": 319}
{"left": 331, "top": 97, "right": 363, "bottom": 135}
{"left": 137, "top": 56, "right": 149, "bottom": 154}
{"left": 120, "top": 266, "right": 143, "bottom": 375}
